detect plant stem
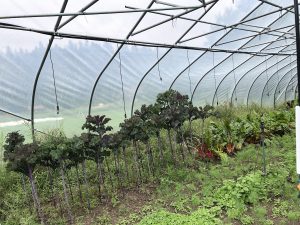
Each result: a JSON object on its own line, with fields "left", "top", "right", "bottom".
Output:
{"left": 96, "top": 155, "right": 103, "bottom": 201}
{"left": 133, "top": 141, "right": 142, "bottom": 185}
{"left": 146, "top": 140, "right": 154, "bottom": 176}
{"left": 81, "top": 160, "right": 91, "bottom": 210}
{"left": 75, "top": 164, "right": 83, "bottom": 204}
{"left": 178, "top": 129, "right": 186, "bottom": 164}
{"left": 122, "top": 145, "right": 129, "bottom": 182}
{"left": 47, "top": 168, "right": 56, "bottom": 207}
{"left": 21, "top": 174, "right": 32, "bottom": 213}
{"left": 28, "top": 165, "right": 46, "bottom": 225}
{"left": 65, "top": 169, "right": 74, "bottom": 203}
{"left": 187, "top": 120, "right": 193, "bottom": 155}
{"left": 105, "top": 158, "right": 114, "bottom": 189}
{"left": 60, "top": 161, "right": 74, "bottom": 224}
{"left": 113, "top": 150, "right": 121, "bottom": 190}
{"left": 201, "top": 119, "right": 205, "bottom": 144}
{"left": 167, "top": 129, "right": 175, "bottom": 163}
{"left": 156, "top": 132, "right": 164, "bottom": 164}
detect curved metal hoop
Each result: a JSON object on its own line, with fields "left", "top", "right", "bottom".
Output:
{"left": 260, "top": 60, "right": 296, "bottom": 107}
{"left": 246, "top": 55, "right": 295, "bottom": 106}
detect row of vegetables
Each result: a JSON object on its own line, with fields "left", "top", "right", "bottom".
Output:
{"left": 2, "top": 90, "right": 295, "bottom": 224}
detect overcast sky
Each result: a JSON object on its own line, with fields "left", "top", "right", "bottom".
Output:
{"left": 0, "top": 0, "right": 244, "bottom": 52}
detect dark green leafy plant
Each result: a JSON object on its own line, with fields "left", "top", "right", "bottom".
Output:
{"left": 38, "top": 132, "right": 74, "bottom": 224}
{"left": 4, "top": 132, "right": 46, "bottom": 225}
{"left": 82, "top": 115, "right": 113, "bottom": 200}
{"left": 156, "top": 90, "right": 190, "bottom": 163}
{"left": 119, "top": 115, "right": 147, "bottom": 183}
{"left": 134, "top": 104, "right": 157, "bottom": 175}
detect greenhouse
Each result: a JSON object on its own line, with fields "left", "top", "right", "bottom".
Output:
{"left": 1, "top": 0, "right": 300, "bottom": 224}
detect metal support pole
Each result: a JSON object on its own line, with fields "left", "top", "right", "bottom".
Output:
{"left": 0, "top": 109, "right": 31, "bottom": 121}
{"left": 179, "top": 5, "right": 295, "bottom": 43}
{"left": 294, "top": 0, "right": 300, "bottom": 104}
{"left": 130, "top": 0, "right": 214, "bottom": 36}
{"left": 88, "top": 0, "right": 156, "bottom": 116}
{"left": 30, "top": 0, "right": 68, "bottom": 140}
{"left": 1, "top": 23, "right": 295, "bottom": 56}
{"left": 57, "top": 0, "right": 99, "bottom": 30}
{"left": 260, "top": 60, "right": 297, "bottom": 107}
{"left": 0, "top": 5, "right": 207, "bottom": 20}
{"left": 126, "top": 5, "right": 291, "bottom": 39}
{"left": 293, "top": 0, "right": 300, "bottom": 198}
{"left": 246, "top": 54, "right": 295, "bottom": 106}
{"left": 129, "top": 1, "right": 218, "bottom": 116}
{"left": 260, "top": 116, "right": 266, "bottom": 176}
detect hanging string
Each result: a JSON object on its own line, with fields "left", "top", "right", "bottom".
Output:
{"left": 213, "top": 52, "right": 219, "bottom": 105}
{"left": 156, "top": 47, "right": 163, "bottom": 82}
{"left": 186, "top": 49, "right": 192, "bottom": 97}
{"left": 118, "top": 48, "right": 127, "bottom": 119}
{"left": 231, "top": 55, "right": 238, "bottom": 102}
{"left": 202, "top": 0, "right": 206, "bottom": 9}
{"left": 172, "top": 18, "right": 177, "bottom": 28}
{"left": 265, "top": 56, "right": 270, "bottom": 97}
{"left": 49, "top": 49, "right": 60, "bottom": 114}
{"left": 276, "top": 55, "right": 280, "bottom": 93}
{"left": 289, "top": 55, "right": 293, "bottom": 93}
{"left": 82, "top": 11, "right": 89, "bottom": 24}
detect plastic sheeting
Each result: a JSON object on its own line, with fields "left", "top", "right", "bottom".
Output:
{"left": 0, "top": 0, "right": 298, "bottom": 137}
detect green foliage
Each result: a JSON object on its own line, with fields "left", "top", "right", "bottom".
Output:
{"left": 0, "top": 91, "right": 298, "bottom": 225}
{"left": 81, "top": 115, "right": 112, "bottom": 162}
{"left": 119, "top": 115, "right": 149, "bottom": 142}
{"left": 3, "top": 131, "right": 39, "bottom": 177}
{"left": 82, "top": 115, "right": 113, "bottom": 137}
{"left": 138, "top": 208, "right": 223, "bottom": 225}
{"left": 3, "top": 131, "right": 25, "bottom": 153}
{"left": 197, "top": 105, "right": 215, "bottom": 121}
{"left": 240, "top": 215, "right": 254, "bottom": 225}
{"left": 156, "top": 89, "right": 190, "bottom": 130}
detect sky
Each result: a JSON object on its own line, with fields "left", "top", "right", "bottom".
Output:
{"left": 0, "top": 0, "right": 242, "bottom": 53}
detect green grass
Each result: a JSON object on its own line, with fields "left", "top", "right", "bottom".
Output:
{"left": 133, "top": 133, "right": 300, "bottom": 225}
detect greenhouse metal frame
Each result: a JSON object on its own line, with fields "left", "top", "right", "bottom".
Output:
{"left": 0, "top": 0, "right": 300, "bottom": 138}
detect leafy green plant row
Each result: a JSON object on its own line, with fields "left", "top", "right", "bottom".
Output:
{"left": 1, "top": 90, "right": 295, "bottom": 225}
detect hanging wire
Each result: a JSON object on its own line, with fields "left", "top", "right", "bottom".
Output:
{"left": 289, "top": 55, "right": 293, "bottom": 93}
{"left": 231, "top": 55, "right": 238, "bottom": 102}
{"left": 213, "top": 52, "right": 218, "bottom": 105}
{"left": 156, "top": 47, "right": 163, "bottom": 82}
{"left": 171, "top": 18, "right": 176, "bottom": 28}
{"left": 82, "top": 11, "right": 89, "bottom": 24}
{"left": 186, "top": 49, "right": 192, "bottom": 96}
{"left": 118, "top": 48, "right": 127, "bottom": 119}
{"left": 276, "top": 55, "right": 280, "bottom": 93}
{"left": 49, "top": 49, "right": 60, "bottom": 114}
{"left": 265, "top": 56, "right": 270, "bottom": 97}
